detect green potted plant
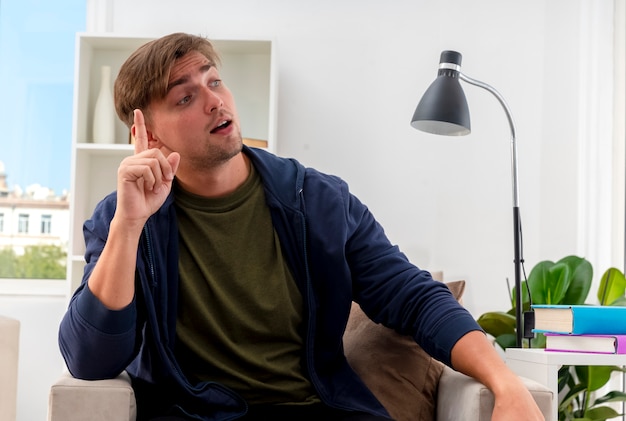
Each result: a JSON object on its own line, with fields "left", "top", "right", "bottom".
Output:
{"left": 477, "top": 256, "right": 626, "bottom": 420}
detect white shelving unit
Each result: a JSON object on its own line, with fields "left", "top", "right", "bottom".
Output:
{"left": 67, "top": 33, "right": 277, "bottom": 296}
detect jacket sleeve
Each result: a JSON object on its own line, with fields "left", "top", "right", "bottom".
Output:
{"left": 58, "top": 194, "right": 140, "bottom": 380}
{"left": 303, "top": 169, "right": 481, "bottom": 367}
{"left": 344, "top": 190, "right": 482, "bottom": 366}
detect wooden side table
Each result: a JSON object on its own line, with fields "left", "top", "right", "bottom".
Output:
{"left": 505, "top": 348, "right": 626, "bottom": 421}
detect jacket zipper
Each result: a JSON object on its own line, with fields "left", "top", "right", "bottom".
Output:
{"left": 298, "top": 188, "right": 331, "bottom": 405}
{"left": 143, "top": 223, "right": 157, "bottom": 287}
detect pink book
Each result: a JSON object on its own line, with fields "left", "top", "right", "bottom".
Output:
{"left": 544, "top": 333, "right": 626, "bottom": 354}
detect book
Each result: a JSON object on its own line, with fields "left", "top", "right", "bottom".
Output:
{"left": 544, "top": 333, "right": 626, "bottom": 354}
{"left": 531, "top": 304, "right": 626, "bottom": 335}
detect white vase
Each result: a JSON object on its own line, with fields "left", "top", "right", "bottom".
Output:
{"left": 92, "top": 65, "right": 116, "bottom": 144}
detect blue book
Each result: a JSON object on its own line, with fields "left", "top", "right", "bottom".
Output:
{"left": 532, "top": 304, "right": 626, "bottom": 335}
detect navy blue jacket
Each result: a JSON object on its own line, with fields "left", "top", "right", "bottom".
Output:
{"left": 59, "top": 146, "right": 480, "bottom": 420}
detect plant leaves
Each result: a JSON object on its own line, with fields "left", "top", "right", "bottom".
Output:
{"left": 529, "top": 332, "right": 546, "bottom": 349}
{"left": 558, "top": 365, "right": 573, "bottom": 393}
{"left": 476, "top": 311, "right": 516, "bottom": 338}
{"left": 559, "top": 255, "right": 593, "bottom": 304}
{"left": 516, "top": 280, "right": 528, "bottom": 310}
{"left": 527, "top": 260, "right": 561, "bottom": 304}
{"left": 548, "top": 262, "right": 572, "bottom": 304}
{"left": 583, "top": 405, "right": 620, "bottom": 421}
{"left": 593, "top": 390, "right": 626, "bottom": 405}
{"left": 559, "top": 382, "right": 588, "bottom": 411}
{"left": 576, "top": 366, "right": 625, "bottom": 392}
{"left": 525, "top": 256, "right": 592, "bottom": 306}
{"left": 609, "top": 296, "right": 626, "bottom": 306}
{"left": 494, "top": 333, "right": 516, "bottom": 350}
{"left": 597, "top": 268, "right": 626, "bottom": 305}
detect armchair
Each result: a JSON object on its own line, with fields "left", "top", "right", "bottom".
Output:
{"left": 0, "top": 315, "right": 20, "bottom": 421}
{"left": 49, "top": 365, "right": 553, "bottom": 421}
{"left": 48, "top": 280, "right": 554, "bottom": 420}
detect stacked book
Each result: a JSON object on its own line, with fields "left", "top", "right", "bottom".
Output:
{"left": 532, "top": 304, "right": 626, "bottom": 354}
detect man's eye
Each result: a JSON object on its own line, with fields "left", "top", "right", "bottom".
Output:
{"left": 177, "top": 96, "right": 191, "bottom": 105}
{"left": 209, "top": 79, "right": 222, "bottom": 88}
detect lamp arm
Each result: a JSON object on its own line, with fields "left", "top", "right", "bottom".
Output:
{"left": 459, "top": 72, "right": 525, "bottom": 347}
{"left": 458, "top": 73, "right": 519, "bottom": 209}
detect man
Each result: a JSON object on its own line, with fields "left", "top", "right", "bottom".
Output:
{"left": 59, "top": 32, "right": 544, "bottom": 420}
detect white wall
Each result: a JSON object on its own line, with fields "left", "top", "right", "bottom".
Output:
{"left": 102, "top": 0, "right": 618, "bottom": 316}
{"left": 4, "top": 1, "right": 621, "bottom": 420}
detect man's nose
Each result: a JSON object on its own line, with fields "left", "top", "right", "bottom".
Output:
{"left": 203, "top": 87, "right": 223, "bottom": 113}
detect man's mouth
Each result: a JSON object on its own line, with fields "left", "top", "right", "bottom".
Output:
{"left": 211, "top": 120, "right": 231, "bottom": 133}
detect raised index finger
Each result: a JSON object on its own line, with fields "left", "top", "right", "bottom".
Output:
{"left": 132, "top": 109, "right": 148, "bottom": 155}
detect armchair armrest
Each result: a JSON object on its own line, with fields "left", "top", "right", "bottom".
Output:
{"left": 48, "top": 371, "right": 137, "bottom": 421}
{"left": 436, "top": 366, "right": 554, "bottom": 421}
{"left": 0, "top": 315, "right": 20, "bottom": 421}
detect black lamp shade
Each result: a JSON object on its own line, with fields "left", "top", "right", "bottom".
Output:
{"left": 411, "top": 51, "right": 471, "bottom": 136}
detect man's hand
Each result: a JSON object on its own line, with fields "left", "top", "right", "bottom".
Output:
{"left": 451, "top": 331, "right": 545, "bottom": 420}
{"left": 490, "top": 370, "right": 546, "bottom": 420}
{"left": 87, "top": 110, "right": 180, "bottom": 310}
{"left": 115, "top": 109, "right": 180, "bottom": 229}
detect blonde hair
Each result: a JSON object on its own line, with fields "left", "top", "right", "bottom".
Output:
{"left": 114, "top": 33, "right": 221, "bottom": 127}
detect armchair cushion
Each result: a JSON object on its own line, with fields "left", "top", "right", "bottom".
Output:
{"left": 343, "top": 280, "right": 465, "bottom": 421}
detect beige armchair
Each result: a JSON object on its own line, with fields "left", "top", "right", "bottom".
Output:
{"left": 0, "top": 315, "right": 20, "bottom": 421}
{"left": 48, "top": 280, "right": 554, "bottom": 420}
{"left": 48, "top": 366, "right": 552, "bottom": 421}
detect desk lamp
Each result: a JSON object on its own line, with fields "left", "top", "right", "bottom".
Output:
{"left": 410, "top": 50, "right": 525, "bottom": 347}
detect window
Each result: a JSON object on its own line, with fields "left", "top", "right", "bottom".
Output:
{"left": 18, "top": 214, "right": 29, "bottom": 234}
{"left": 41, "top": 214, "right": 52, "bottom": 235}
{"left": 0, "top": 0, "right": 85, "bottom": 279}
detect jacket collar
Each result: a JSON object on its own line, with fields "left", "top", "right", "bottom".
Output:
{"left": 160, "top": 145, "right": 305, "bottom": 211}
{"left": 242, "top": 145, "right": 305, "bottom": 211}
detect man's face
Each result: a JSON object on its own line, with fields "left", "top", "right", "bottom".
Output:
{"left": 146, "top": 51, "right": 243, "bottom": 170}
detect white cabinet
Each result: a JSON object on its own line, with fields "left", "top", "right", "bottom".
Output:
{"left": 67, "top": 33, "right": 277, "bottom": 295}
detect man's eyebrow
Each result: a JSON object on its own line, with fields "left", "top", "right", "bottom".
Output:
{"left": 166, "top": 62, "right": 214, "bottom": 94}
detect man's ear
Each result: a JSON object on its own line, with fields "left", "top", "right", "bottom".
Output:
{"left": 131, "top": 124, "right": 160, "bottom": 149}
{"left": 145, "top": 130, "right": 160, "bottom": 149}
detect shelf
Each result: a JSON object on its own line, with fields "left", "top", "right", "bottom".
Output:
{"left": 66, "top": 33, "right": 277, "bottom": 298}
{"left": 76, "top": 142, "right": 133, "bottom": 154}
{"left": 243, "top": 138, "right": 268, "bottom": 149}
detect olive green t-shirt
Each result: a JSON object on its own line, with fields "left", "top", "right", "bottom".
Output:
{"left": 173, "top": 165, "right": 318, "bottom": 405}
